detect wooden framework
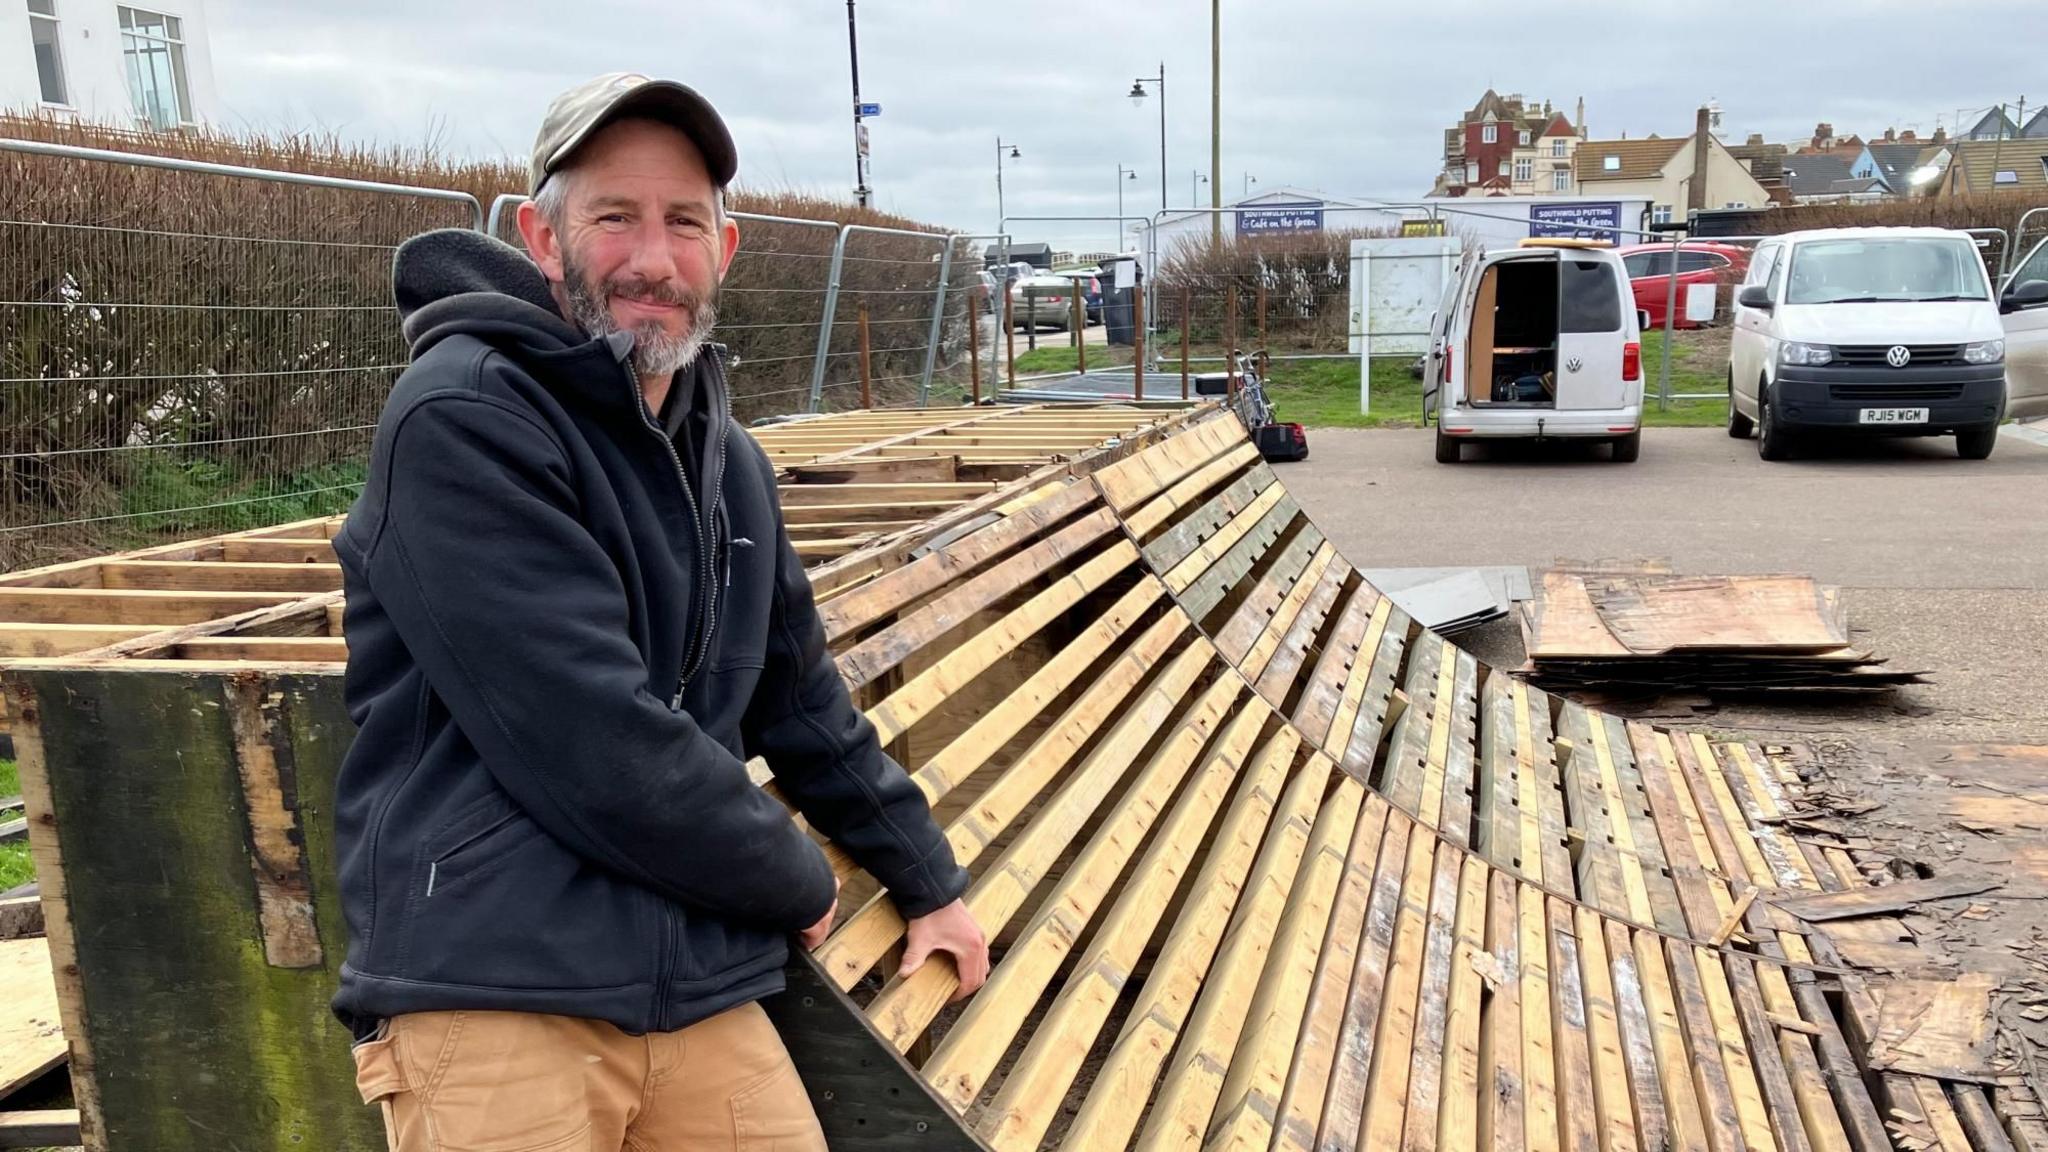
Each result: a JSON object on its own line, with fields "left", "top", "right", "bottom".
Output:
{"left": 1, "top": 408, "right": 2026, "bottom": 1151}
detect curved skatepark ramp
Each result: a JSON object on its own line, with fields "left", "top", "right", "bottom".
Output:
{"left": 1, "top": 405, "right": 2030, "bottom": 1151}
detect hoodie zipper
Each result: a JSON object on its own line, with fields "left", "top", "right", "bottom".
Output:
{"left": 617, "top": 341, "right": 717, "bottom": 709}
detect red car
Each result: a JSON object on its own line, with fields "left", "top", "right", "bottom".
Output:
{"left": 1618, "top": 243, "right": 1751, "bottom": 329}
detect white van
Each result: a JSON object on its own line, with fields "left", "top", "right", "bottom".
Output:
{"left": 1425, "top": 239, "right": 1645, "bottom": 463}
{"left": 1728, "top": 226, "right": 2042, "bottom": 460}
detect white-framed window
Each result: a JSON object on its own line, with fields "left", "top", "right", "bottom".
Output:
{"left": 1652, "top": 205, "right": 1674, "bottom": 225}
{"left": 1482, "top": 124, "right": 1498, "bottom": 144}
{"left": 28, "top": 0, "right": 68, "bottom": 106}
{"left": 119, "top": 6, "right": 193, "bottom": 129}
{"left": 1519, "top": 129, "right": 1531, "bottom": 146}
{"left": 1553, "top": 170, "right": 1571, "bottom": 191}
{"left": 1551, "top": 139, "right": 1568, "bottom": 157}
{"left": 1498, "top": 159, "right": 1510, "bottom": 178}
{"left": 1465, "top": 161, "right": 1478, "bottom": 183}
{"left": 1994, "top": 170, "right": 2020, "bottom": 186}
{"left": 1514, "top": 157, "right": 1533, "bottom": 182}
{"left": 1724, "top": 201, "right": 1743, "bottom": 209}
{"left": 1602, "top": 155, "right": 1621, "bottom": 172}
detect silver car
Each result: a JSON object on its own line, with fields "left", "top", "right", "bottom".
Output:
{"left": 1009, "top": 272, "right": 1082, "bottom": 331}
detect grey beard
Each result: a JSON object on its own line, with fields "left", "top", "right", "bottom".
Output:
{"left": 560, "top": 254, "right": 718, "bottom": 379}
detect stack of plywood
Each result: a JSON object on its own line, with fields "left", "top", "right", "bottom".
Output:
{"left": 1519, "top": 570, "right": 1926, "bottom": 693}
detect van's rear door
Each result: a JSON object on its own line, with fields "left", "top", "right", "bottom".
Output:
{"left": 1554, "top": 255, "right": 1630, "bottom": 410}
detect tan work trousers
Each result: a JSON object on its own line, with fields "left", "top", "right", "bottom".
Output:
{"left": 352, "top": 1002, "right": 827, "bottom": 1151}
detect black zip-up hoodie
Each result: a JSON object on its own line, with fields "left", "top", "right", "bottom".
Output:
{"left": 330, "top": 229, "right": 969, "bottom": 1035}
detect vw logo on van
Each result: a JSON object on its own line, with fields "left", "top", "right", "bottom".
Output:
{"left": 1886, "top": 345, "right": 1912, "bottom": 368}
{"left": 1565, "top": 358, "right": 1583, "bottom": 373}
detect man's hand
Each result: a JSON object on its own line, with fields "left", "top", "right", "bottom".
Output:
{"left": 898, "top": 899, "right": 989, "bottom": 1002}
{"left": 798, "top": 878, "right": 841, "bottom": 951}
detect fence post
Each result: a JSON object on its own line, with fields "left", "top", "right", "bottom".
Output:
{"left": 1658, "top": 232, "right": 1681, "bottom": 411}
{"left": 1181, "top": 287, "right": 1192, "bottom": 400}
{"left": 1257, "top": 278, "right": 1268, "bottom": 352}
{"left": 858, "top": 306, "right": 873, "bottom": 409}
{"left": 1134, "top": 287, "right": 1146, "bottom": 402}
{"left": 1005, "top": 290, "right": 1017, "bottom": 389}
{"left": 807, "top": 226, "right": 853, "bottom": 412}
{"left": 1074, "top": 288, "right": 1087, "bottom": 376}
{"left": 1225, "top": 284, "right": 1239, "bottom": 397}
{"left": 967, "top": 289, "right": 982, "bottom": 404}
{"left": 918, "top": 239, "right": 954, "bottom": 404}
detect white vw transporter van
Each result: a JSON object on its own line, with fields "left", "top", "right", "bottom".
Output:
{"left": 1728, "top": 228, "right": 2017, "bottom": 460}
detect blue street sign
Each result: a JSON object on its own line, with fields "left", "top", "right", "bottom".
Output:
{"left": 1529, "top": 202, "right": 1622, "bottom": 241}
{"left": 857, "top": 103, "right": 882, "bottom": 117}
{"left": 1236, "top": 202, "right": 1324, "bottom": 236}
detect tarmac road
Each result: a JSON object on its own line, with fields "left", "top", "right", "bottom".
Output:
{"left": 1285, "top": 425, "right": 2048, "bottom": 743}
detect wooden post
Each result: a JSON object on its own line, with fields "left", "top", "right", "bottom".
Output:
{"left": 1004, "top": 288, "right": 1016, "bottom": 388}
{"left": 1074, "top": 289, "right": 1087, "bottom": 376}
{"left": 967, "top": 289, "right": 981, "bottom": 404}
{"left": 857, "top": 305, "right": 873, "bottom": 409}
{"left": 1180, "top": 286, "right": 1192, "bottom": 400}
{"left": 1225, "top": 282, "right": 1239, "bottom": 398}
{"left": 1133, "top": 286, "right": 1146, "bottom": 401}
{"left": 1257, "top": 278, "right": 1268, "bottom": 352}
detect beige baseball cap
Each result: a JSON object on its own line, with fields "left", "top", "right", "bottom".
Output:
{"left": 529, "top": 73, "right": 737, "bottom": 196}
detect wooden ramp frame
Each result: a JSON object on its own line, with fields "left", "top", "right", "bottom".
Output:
{"left": 3, "top": 408, "right": 2027, "bottom": 1151}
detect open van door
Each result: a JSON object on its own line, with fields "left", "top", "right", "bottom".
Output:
{"left": 2003, "top": 238, "right": 2048, "bottom": 421}
{"left": 1421, "top": 269, "right": 1464, "bottom": 418}
{"left": 1553, "top": 255, "right": 1631, "bottom": 411}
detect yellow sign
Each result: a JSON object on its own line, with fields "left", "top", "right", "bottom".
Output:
{"left": 1400, "top": 219, "right": 1447, "bottom": 237}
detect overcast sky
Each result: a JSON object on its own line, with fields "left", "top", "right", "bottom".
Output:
{"left": 211, "top": 0, "right": 2044, "bottom": 249}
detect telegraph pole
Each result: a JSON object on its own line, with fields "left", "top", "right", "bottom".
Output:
{"left": 846, "top": 0, "right": 871, "bottom": 208}
{"left": 1210, "top": 0, "right": 1222, "bottom": 244}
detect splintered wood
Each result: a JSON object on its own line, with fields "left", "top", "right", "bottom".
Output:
{"left": 1519, "top": 569, "right": 1926, "bottom": 693}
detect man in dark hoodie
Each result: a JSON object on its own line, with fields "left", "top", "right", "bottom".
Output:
{"left": 334, "top": 74, "right": 986, "bottom": 1150}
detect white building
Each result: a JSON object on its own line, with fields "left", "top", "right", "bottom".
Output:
{"left": 3, "top": 0, "right": 218, "bottom": 129}
{"left": 1142, "top": 188, "right": 1414, "bottom": 264}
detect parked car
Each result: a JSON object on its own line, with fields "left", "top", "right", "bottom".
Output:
{"left": 2001, "top": 235, "right": 2048, "bottom": 420}
{"left": 1009, "top": 273, "right": 1078, "bottom": 330}
{"left": 1618, "top": 242, "right": 1750, "bottom": 329}
{"left": 1050, "top": 266, "right": 1104, "bottom": 325}
{"left": 1727, "top": 227, "right": 2042, "bottom": 460}
{"left": 1424, "top": 238, "right": 1646, "bottom": 463}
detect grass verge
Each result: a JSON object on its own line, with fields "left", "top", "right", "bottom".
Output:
{"left": 0, "top": 758, "right": 30, "bottom": 891}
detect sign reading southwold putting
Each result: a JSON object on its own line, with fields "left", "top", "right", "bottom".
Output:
{"left": 1237, "top": 201, "right": 1324, "bottom": 236}
{"left": 1529, "top": 201, "right": 1623, "bottom": 241}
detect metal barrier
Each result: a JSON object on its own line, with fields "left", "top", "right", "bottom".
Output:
{"left": 803, "top": 224, "right": 960, "bottom": 412}
{"left": 0, "top": 138, "right": 483, "bottom": 570}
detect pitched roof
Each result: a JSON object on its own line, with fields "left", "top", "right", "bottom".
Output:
{"left": 1574, "top": 137, "right": 1687, "bottom": 182}
{"left": 1540, "top": 112, "right": 1576, "bottom": 138}
{"left": 1783, "top": 153, "right": 1855, "bottom": 197}
{"left": 1865, "top": 141, "right": 1925, "bottom": 185}
{"left": 1945, "top": 138, "right": 2048, "bottom": 192}
{"left": 1961, "top": 108, "right": 2020, "bottom": 140}
{"left": 2023, "top": 109, "right": 2048, "bottom": 139}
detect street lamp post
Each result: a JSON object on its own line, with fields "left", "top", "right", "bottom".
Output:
{"left": 994, "top": 137, "right": 1021, "bottom": 235}
{"left": 1117, "top": 164, "right": 1138, "bottom": 248}
{"left": 1127, "top": 63, "right": 1167, "bottom": 214}
{"left": 1192, "top": 170, "right": 1208, "bottom": 206}
{"left": 1244, "top": 172, "right": 1257, "bottom": 198}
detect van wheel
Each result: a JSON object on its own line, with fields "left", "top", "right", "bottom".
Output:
{"left": 1956, "top": 426, "right": 1997, "bottom": 460}
{"left": 1610, "top": 431, "right": 1641, "bottom": 463}
{"left": 1756, "top": 382, "right": 1795, "bottom": 461}
{"left": 1726, "top": 372, "right": 1754, "bottom": 438}
{"left": 1435, "top": 425, "right": 1463, "bottom": 463}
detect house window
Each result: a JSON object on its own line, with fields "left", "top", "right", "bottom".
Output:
{"left": 1603, "top": 155, "right": 1621, "bottom": 172}
{"left": 28, "top": 0, "right": 67, "bottom": 105}
{"left": 1514, "top": 157, "right": 1533, "bottom": 182}
{"left": 1994, "top": 170, "right": 2020, "bottom": 185}
{"left": 1519, "top": 129, "right": 1531, "bottom": 146}
{"left": 1465, "top": 161, "right": 1478, "bottom": 183}
{"left": 119, "top": 6, "right": 193, "bottom": 129}
{"left": 1652, "top": 205, "right": 1674, "bottom": 224}
{"left": 1482, "top": 124, "right": 1497, "bottom": 144}
{"left": 1552, "top": 139, "right": 1568, "bottom": 157}
{"left": 1553, "top": 170, "right": 1571, "bottom": 191}
{"left": 1498, "top": 159, "right": 1510, "bottom": 177}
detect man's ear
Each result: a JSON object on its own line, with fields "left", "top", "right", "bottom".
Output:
{"left": 717, "top": 216, "right": 740, "bottom": 281}
{"left": 516, "top": 198, "right": 566, "bottom": 284}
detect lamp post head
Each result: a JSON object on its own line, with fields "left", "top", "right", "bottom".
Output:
{"left": 1008, "top": 145, "right": 1021, "bottom": 159}
{"left": 1128, "top": 81, "right": 1147, "bottom": 109}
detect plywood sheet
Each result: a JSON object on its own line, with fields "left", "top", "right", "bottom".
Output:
{"left": 0, "top": 936, "right": 65, "bottom": 1098}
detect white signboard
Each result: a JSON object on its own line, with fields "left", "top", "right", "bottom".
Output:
{"left": 1685, "top": 282, "right": 1717, "bottom": 324}
{"left": 1349, "top": 236, "right": 1463, "bottom": 415}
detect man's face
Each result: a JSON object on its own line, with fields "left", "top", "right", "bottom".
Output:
{"left": 519, "top": 118, "right": 740, "bottom": 379}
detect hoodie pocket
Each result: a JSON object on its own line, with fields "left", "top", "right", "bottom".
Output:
{"left": 425, "top": 808, "right": 532, "bottom": 898}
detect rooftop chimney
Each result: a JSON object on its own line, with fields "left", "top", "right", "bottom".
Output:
{"left": 1747, "top": 133, "right": 1765, "bottom": 146}
{"left": 1576, "top": 97, "right": 1586, "bottom": 137}
{"left": 1690, "top": 105, "right": 1712, "bottom": 212}
{"left": 1884, "top": 127, "right": 1897, "bottom": 142}
{"left": 1933, "top": 125, "right": 1948, "bottom": 144}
